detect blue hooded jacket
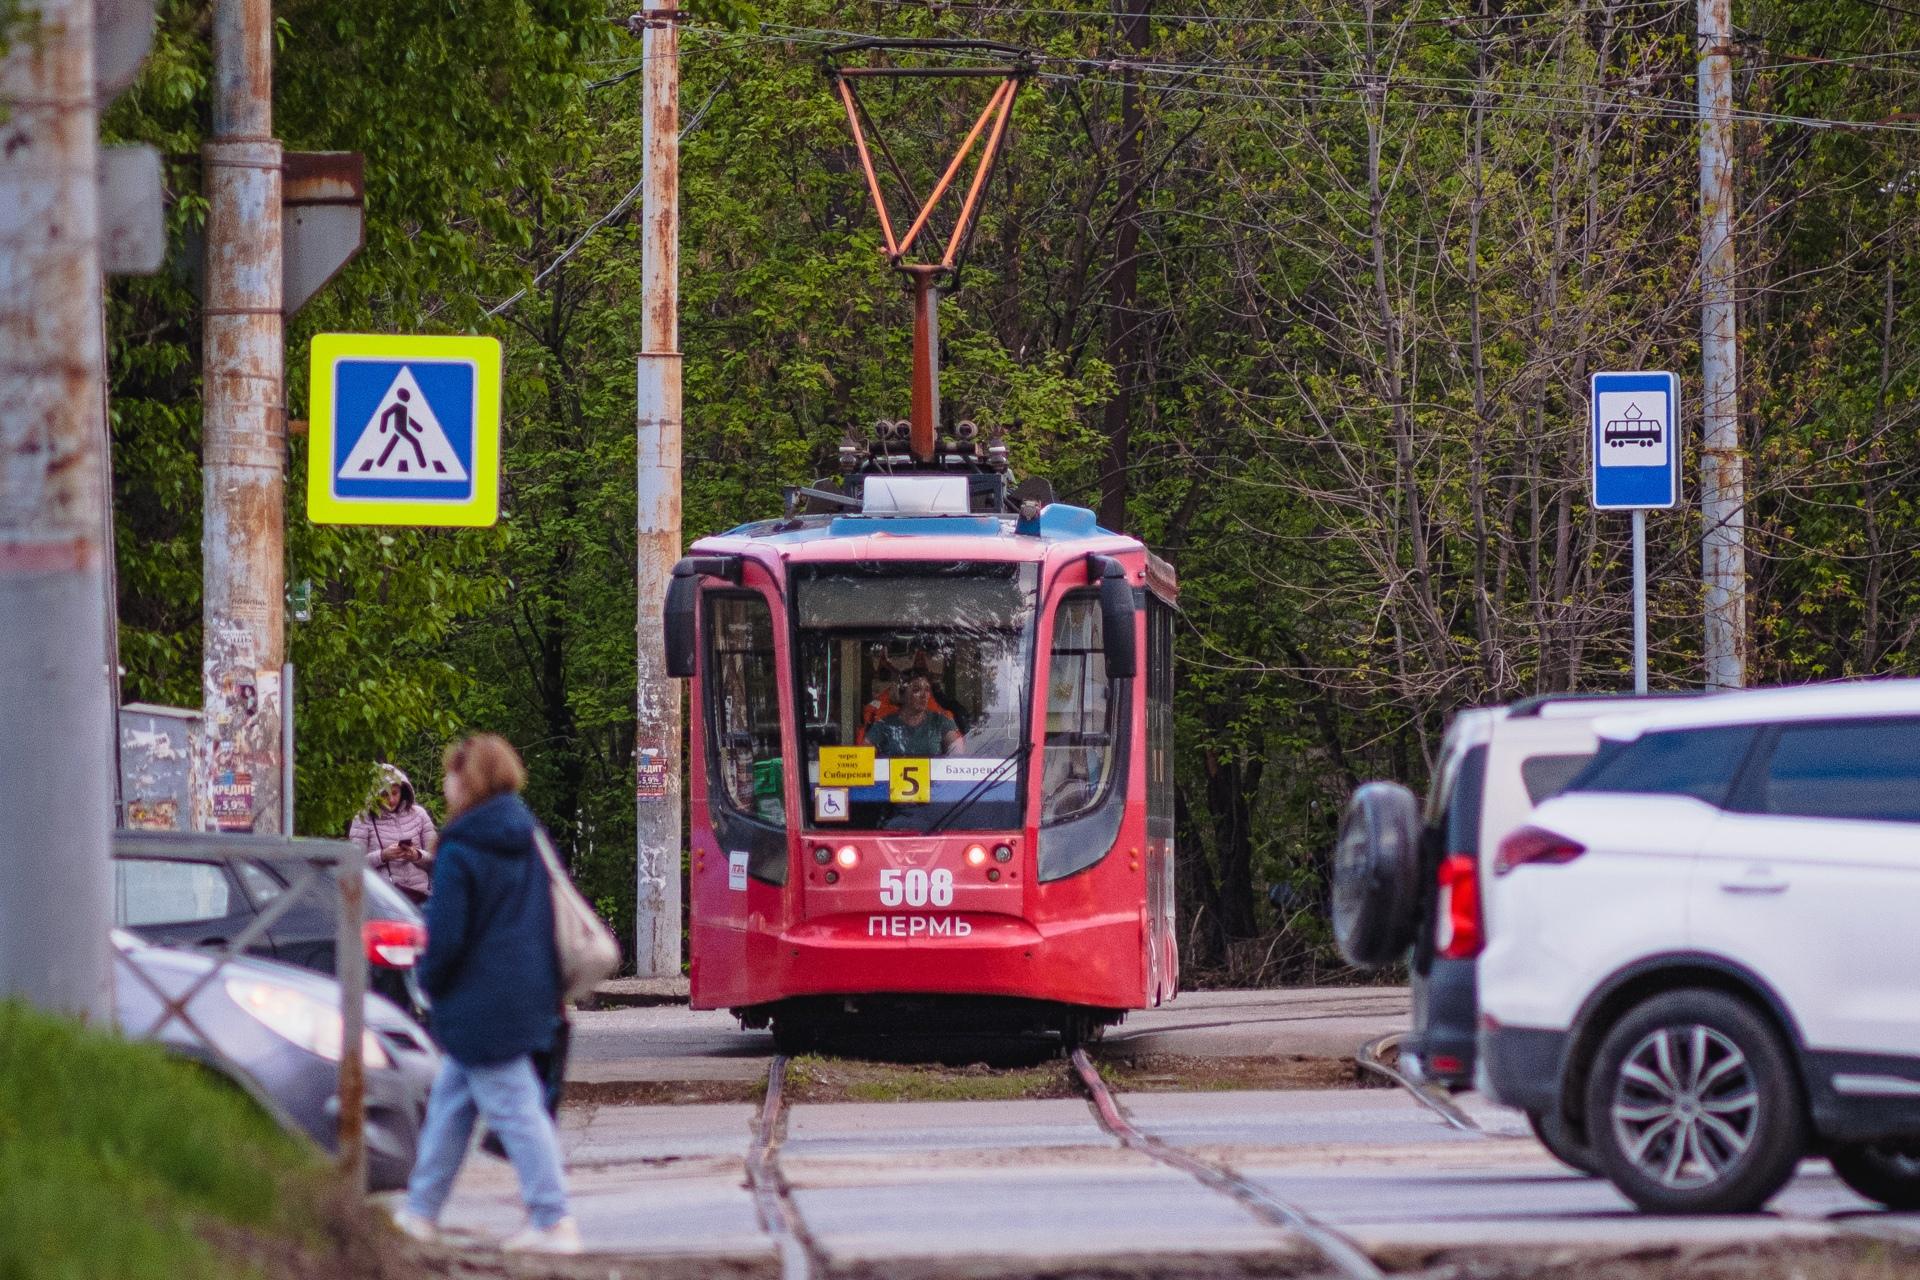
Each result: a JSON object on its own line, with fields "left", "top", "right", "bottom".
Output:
{"left": 417, "top": 792, "right": 560, "bottom": 1064}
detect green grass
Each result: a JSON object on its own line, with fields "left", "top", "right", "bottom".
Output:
{"left": 0, "top": 1000, "right": 332, "bottom": 1280}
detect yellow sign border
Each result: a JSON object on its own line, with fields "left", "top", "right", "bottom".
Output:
{"left": 307, "top": 332, "right": 502, "bottom": 527}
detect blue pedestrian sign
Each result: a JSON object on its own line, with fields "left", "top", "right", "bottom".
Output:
{"left": 1591, "top": 370, "right": 1679, "bottom": 511}
{"left": 307, "top": 333, "right": 502, "bottom": 526}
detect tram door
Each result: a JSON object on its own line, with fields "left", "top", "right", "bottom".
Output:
{"left": 1145, "top": 594, "right": 1178, "bottom": 1002}
{"left": 688, "top": 565, "right": 793, "bottom": 1007}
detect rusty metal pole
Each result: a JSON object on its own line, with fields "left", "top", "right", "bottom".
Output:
{"left": 201, "top": 0, "right": 286, "bottom": 832}
{"left": 907, "top": 265, "right": 942, "bottom": 464}
{"left": 333, "top": 844, "right": 366, "bottom": 1190}
{"left": 1697, "top": 0, "right": 1744, "bottom": 689}
{"left": 634, "top": 5, "right": 684, "bottom": 979}
{"left": 0, "top": 0, "right": 117, "bottom": 1021}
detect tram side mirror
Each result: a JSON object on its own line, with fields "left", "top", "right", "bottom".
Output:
{"left": 664, "top": 556, "right": 743, "bottom": 678}
{"left": 1088, "top": 554, "right": 1137, "bottom": 679}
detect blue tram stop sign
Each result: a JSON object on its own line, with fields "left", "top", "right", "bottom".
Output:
{"left": 1590, "top": 370, "right": 1679, "bottom": 511}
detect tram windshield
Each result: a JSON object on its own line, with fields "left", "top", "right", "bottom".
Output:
{"left": 794, "top": 563, "right": 1037, "bottom": 831}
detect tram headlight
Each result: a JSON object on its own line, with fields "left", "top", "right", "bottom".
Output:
{"left": 835, "top": 846, "right": 859, "bottom": 869}
{"left": 992, "top": 844, "right": 1014, "bottom": 864}
{"left": 964, "top": 844, "right": 988, "bottom": 867}
{"left": 813, "top": 846, "right": 833, "bottom": 865}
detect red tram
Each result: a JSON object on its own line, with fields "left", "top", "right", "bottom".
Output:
{"left": 664, "top": 459, "right": 1178, "bottom": 1048}
{"left": 661, "top": 38, "right": 1175, "bottom": 1048}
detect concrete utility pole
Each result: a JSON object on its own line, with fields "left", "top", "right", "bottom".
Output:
{"left": 0, "top": 0, "right": 117, "bottom": 1019}
{"left": 1698, "top": 0, "right": 1745, "bottom": 689}
{"left": 633, "top": 6, "right": 684, "bottom": 978}
{"left": 201, "top": 0, "right": 287, "bottom": 831}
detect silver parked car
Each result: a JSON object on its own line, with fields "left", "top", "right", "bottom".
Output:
{"left": 113, "top": 929, "right": 437, "bottom": 1191}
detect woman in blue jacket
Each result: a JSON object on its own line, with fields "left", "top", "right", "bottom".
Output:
{"left": 393, "top": 734, "right": 578, "bottom": 1254}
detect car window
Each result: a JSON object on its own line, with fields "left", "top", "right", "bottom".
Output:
{"left": 1565, "top": 725, "right": 1757, "bottom": 806}
{"left": 115, "top": 859, "right": 237, "bottom": 927}
{"left": 1759, "top": 719, "right": 1920, "bottom": 823}
{"left": 1521, "top": 752, "right": 1596, "bottom": 805}
{"left": 1445, "top": 746, "right": 1488, "bottom": 852}
{"left": 235, "top": 861, "right": 285, "bottom": 908}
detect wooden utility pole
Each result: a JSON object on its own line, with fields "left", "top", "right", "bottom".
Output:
{"left": 633, "top": 5, "right": 684, "bottom": 978}
{"left": 1697, "top": 0, "right": 1745, "bottom": 689}
{"left": 0, "top": 0, "right": 117, "bottom": 1019}
{"left": 201, "top": 0, "right": 287, "bottom": 831}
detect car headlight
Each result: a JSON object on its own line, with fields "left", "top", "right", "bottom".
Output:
{"left": 224, "top": 978, "right": 391, "bottom": 1069}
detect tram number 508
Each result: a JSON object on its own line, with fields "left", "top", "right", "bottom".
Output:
{"left": 879, "top": 868, "right": 954, "bottom": 908}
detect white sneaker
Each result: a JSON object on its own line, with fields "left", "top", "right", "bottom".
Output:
{"left": 390, "top": 1209, "right": 438, "bottom": 1243}
{"left": 503, "top": 1216, "right": 583, "bottom": 1255}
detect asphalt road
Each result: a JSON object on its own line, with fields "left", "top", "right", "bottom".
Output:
{"left": 563, "top": 986, "right": 1416, "bottom": 1085}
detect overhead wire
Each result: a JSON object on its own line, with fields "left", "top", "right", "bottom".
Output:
{"left": 484, "top": 76, "right": 730, "bottom": 319}
{"left": 854, "top": 0, "right": 1684, "bottom": 32}
{"left": 752, "top": 19, "right": 1920, "bottom": 132}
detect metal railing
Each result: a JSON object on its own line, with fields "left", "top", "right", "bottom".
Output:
{"left": 111, "top": 831, "right": 368, "bottom": 1189}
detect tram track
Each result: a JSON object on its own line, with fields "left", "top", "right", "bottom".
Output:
{"left": 746, "top": 1055, "right": 826, "bottom": 1280}
{"left": 1070, "top": 1047, "right": 1389, "bottom": 1280}
{"left": 1353, "top": 1033, "right": 1484, "bottom": 1135}
{"left": 750, "top": 1047, "right": 1393, "bottom": 1280}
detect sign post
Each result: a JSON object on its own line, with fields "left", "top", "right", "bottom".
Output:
{"left": 1591, "top": 371, "right": 1681, "bottom": 694}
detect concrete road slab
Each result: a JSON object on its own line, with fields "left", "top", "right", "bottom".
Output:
{"left": 792, "top": 1162, "right": 1286, "bottom": 1262}
{"left": 783, "top": 1096, "right": 1111, "bottom": 1156}
{"left": 1117, "top": 1085, "right": 1488, "bottom": 1151}
{"left": 436, "top": 1146, "right": 768, "bottom": 1258}
{"left": 560, "top": 1099, "right": 758, "bottom": 1164}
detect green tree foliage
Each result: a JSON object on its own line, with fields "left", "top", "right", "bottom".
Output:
{"left": 102, "top": 0, "right": 1920, "bottom": 978}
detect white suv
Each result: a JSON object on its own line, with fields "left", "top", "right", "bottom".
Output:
{"left": 1478, "top": 680, "right": 1920, "bottom": 1213}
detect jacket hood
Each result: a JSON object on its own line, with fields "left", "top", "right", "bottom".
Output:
{"left": 442, "top": 791, "right": 537, "bottom": 857}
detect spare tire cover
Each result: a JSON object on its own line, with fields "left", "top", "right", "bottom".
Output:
{"left": 1330, "top": 781, "right": 1424, "bottom": 969}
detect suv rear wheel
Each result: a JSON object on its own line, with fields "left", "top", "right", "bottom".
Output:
{"left": 1526, "top": 1108, "right": 1600, "bottom": 1176}
{"left": 1829, "top": 1143, "right": 1920, "bottom": 1209}
{"left": 1584, "top": 989, "right": 1806, "bottom": 1213}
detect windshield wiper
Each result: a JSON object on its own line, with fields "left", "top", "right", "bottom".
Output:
{"left": 925, "top": 740, "right": 1033, "bottom": 836}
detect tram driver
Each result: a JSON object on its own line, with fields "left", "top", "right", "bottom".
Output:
{"left": 867, "top": 675, "right": 966, "bottom": 757}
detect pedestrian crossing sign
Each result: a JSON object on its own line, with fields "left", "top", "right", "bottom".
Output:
{"left": 307, "top": 333, "right": 502, "bottom": 526}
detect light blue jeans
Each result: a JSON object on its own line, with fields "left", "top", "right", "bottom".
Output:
{"left": 404, "top": 1054, "right": 570, "bottom": 1228}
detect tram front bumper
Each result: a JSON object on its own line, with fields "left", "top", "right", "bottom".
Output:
{"left": 765, "top": 909, "right": 1146, "bottom": 1009}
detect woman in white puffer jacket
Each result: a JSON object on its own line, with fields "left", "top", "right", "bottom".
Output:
{"left": 349, "top": 764, "right": 437, "bottom": 904}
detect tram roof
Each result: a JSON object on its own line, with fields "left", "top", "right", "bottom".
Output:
{"left": 690, "top": 503, "right": 1178, "bottom": 598}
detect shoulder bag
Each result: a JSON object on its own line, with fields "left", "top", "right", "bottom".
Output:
{"left": 531, "top": 827, "right": 621, "bottom": 1002}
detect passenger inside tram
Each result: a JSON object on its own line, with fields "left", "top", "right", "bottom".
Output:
{"left": 855, "top": 645, "right": 959, "bottom": 744}
{"left": 868, "top": 675, "right": 967, "bottom": 757}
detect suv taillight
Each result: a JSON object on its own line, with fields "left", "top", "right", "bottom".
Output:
{"left": 364, "top": 920, "right": 426, "bottom": 968}
{"left": 1434, "top": 853, "right": 1483, "bottom": 959}
{"left": 1494, "top": 825, "right": 1586, "bottom": 875}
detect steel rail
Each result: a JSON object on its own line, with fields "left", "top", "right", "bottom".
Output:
{"left": 746, "top": 1056, "right": 825, "bottom": 1280}
{"left": 1070, "top": 1048, "right": 1387, "bottom": 1280}
{"left": 1354, "top": 1033, "right": 1484, "bottom": 1136}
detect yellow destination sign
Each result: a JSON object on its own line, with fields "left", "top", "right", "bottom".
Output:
{"left": 818, "top": 746, "right": 876, "bottom": 787}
